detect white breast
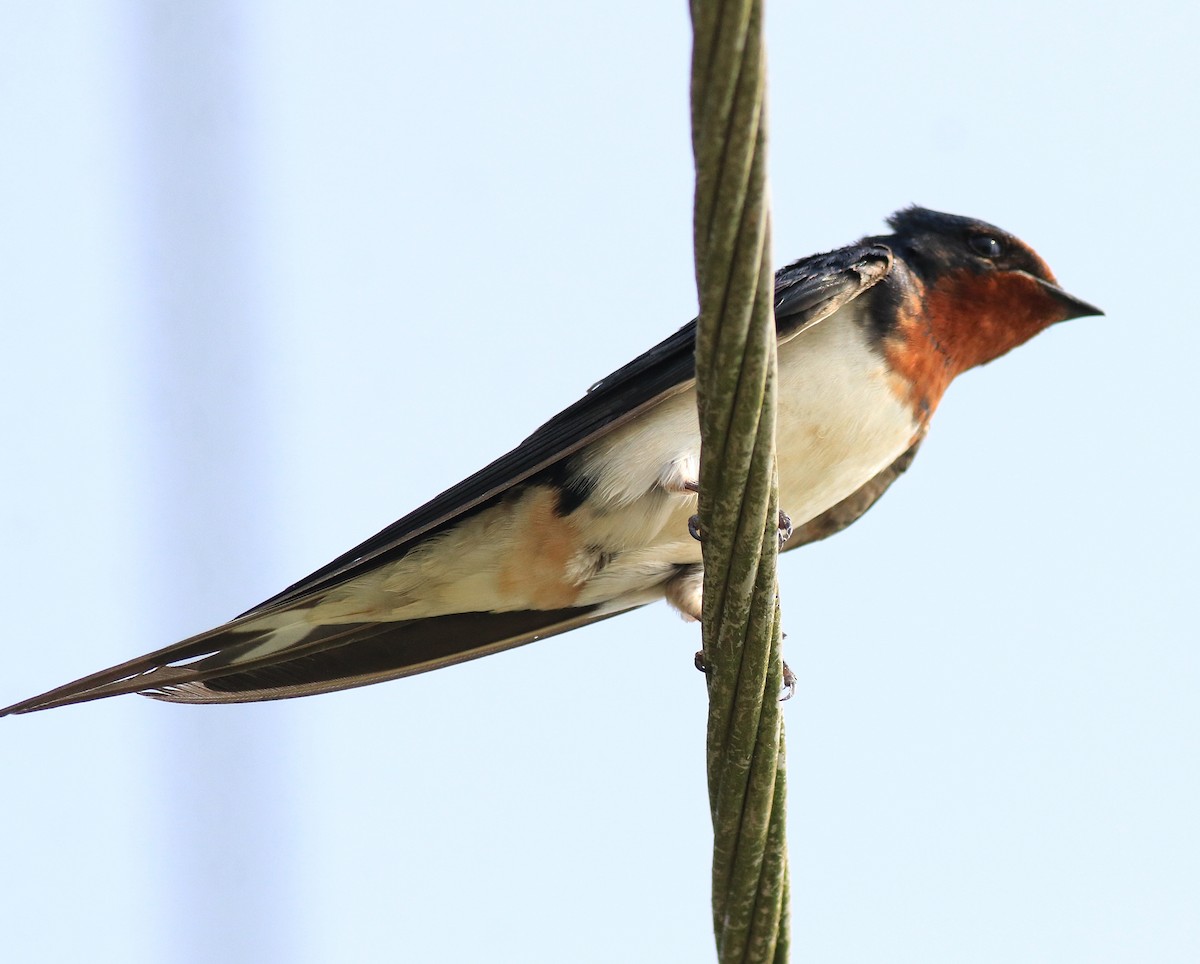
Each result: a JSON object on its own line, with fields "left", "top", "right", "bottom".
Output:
{"left": 773, "top": 312, "right": 919, "bottom": 524}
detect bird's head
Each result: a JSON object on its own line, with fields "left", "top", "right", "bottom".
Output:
{"left": 877, "top": 205, "right": 1103, "bottom": 376}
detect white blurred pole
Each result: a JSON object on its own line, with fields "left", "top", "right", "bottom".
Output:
{"left": 128, "top": 3, "right": 296, "bottom": 960}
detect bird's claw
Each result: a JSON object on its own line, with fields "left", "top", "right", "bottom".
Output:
{"left": 689, "top": 509, "right": 789, "bottom": 548}
{"left": 779, "top": 660, "right": 797, "bottom": 701}
{"left": 695, "top": 652, "right": 795, "bottom": 701}
{"left": 777, "top": 509, "right": 793, "bottom": 550}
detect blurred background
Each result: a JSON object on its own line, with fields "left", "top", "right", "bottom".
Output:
{"left": 1, "top": 2, "right": 1196, "bottom": 961}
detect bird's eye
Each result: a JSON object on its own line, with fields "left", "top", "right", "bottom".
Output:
{"left": 969, "top": 234, "right": 1004, "bottom": 259}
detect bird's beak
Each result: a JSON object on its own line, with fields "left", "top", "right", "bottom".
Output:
{"left": 1032, "top": 276, "right": 1104, "bottom": 320}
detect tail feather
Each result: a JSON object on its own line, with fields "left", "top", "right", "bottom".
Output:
{"left": 0, "top": 621, "right": 243, "bottom": 716}
{"left": 151, "top": 605, "right": 623, "bottom": 704}
{"left": 0, "top": 604, "right": 620, "bottom": 715}
{"left": 4, "top": 619, "right": 382, "bottom": 714}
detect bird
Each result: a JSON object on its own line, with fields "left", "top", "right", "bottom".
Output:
{"left": 0, "top": 206, "right": 1101, "bottom": 715}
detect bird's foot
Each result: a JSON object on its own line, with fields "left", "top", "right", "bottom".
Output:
{"left": 777, "top": 509, "right": 793, "bottom": 550}
{"left": 688, "top": 505, "right": 791, "bottom": 549}
{"left": 780, "top": 659, "right": 796, "bottom": 701}
{"left": 693, "top": 652, "right": 795, "bottom": 702}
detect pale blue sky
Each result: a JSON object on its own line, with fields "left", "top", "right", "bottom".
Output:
{"left": 1, "top": 2, "right": 1196, "bottom": 962}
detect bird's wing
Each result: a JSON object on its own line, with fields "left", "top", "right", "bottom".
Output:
{"left": 0, "top": 242, "right": 893, "bottom": 715}
{"left": 168, "top": 426, "right": 919, "bottom": 707}
{"left": 242, "top": 241, "right": 894, "bottom": 614}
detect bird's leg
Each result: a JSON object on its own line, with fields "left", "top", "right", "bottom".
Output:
{"left": 667, "top": 563, "right": 793, "bottom": 701}
{"left": 664, "top": 478, "right": 703, "bottom": 542}
{"left": 664, "top": 477, "right": 792, "bottom": 698}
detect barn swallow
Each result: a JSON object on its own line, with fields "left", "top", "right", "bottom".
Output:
{"left": 0, "top": 206, "right": 1101, "bottom": 715}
